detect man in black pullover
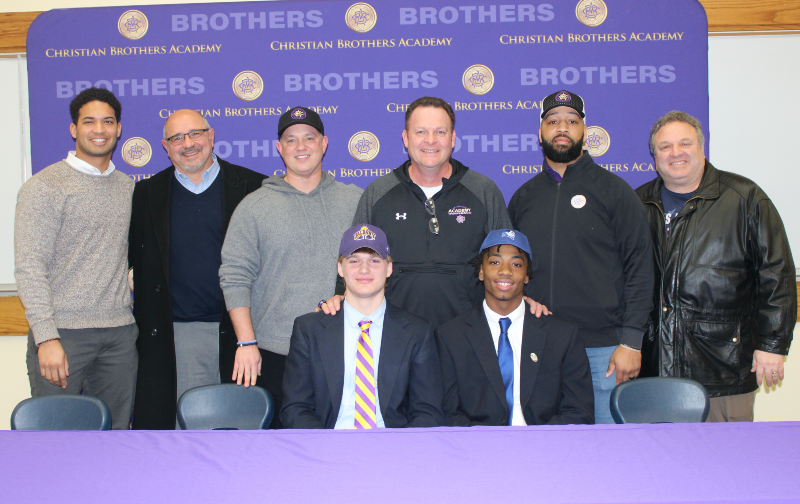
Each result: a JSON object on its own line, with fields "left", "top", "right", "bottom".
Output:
{"left": 508, "top": 90, "right": 654, "bottom": 424}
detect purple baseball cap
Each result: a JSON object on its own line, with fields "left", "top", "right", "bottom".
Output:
{"left": 339, "top": 224, "right": 391, "bottom": 259}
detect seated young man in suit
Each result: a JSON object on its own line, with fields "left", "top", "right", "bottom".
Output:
{"left": 281, "top": 224, "right": 444, "bottom": 429}
{"left": 435, "top": 229, "right": 594, "bottom": 426}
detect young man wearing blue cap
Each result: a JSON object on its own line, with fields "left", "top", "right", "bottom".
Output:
{"left": 435, "top": 229, "right": 594, "bottom": 426}
{"left": 281, "top": 224, "right": 444, "bottom": 429}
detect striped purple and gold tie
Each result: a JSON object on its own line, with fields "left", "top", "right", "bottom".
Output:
{"left": 355, "top": 319, "right": 377, "bottom": 429}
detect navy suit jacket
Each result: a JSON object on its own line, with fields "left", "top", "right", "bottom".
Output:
{"left": 435, "top": 304, "right": 594, "bottom": 426}
{"left": 280, "top": 302, "right": 444, "bottom": 429}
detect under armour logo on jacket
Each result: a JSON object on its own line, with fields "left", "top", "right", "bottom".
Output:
{"left": 396, "top": 213, "right": 407, "bottom": 220}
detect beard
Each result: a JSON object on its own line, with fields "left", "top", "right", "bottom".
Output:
{"left": 541, "top": 134, "right": 584, "bottom": 164}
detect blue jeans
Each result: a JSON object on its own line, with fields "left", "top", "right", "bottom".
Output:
{"left": 585, "top": 345, "right": 617, "bottom": 424}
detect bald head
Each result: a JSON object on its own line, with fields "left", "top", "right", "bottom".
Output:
{"left": 163, "top": 109, "right": 210, "bottom": 139}
{"left": 161, "top": 109, "right": 215, "bottom": 177}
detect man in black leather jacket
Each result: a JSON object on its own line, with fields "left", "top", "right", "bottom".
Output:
{"left": 636, "top": 111, "right": 796, "bottom": 421}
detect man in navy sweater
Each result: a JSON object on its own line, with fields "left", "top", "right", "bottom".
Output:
{"left": 129, "top": 110, "right": 266, "bottom": 429}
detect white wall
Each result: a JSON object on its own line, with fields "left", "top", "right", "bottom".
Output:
{"left": 0, "top": 57, "right": 29, "bottom": 287}
{"left": 708, "top": 34, "right": 800, "bottom": 264}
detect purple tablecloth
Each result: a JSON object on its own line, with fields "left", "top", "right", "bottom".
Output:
{"left": 3, "top": 422, "right": 799, "bottom": 503}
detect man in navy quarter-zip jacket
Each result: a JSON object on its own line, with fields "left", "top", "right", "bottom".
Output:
{"left": 508, "top": 90, "right": 654, "bottom": 424}
{"left": 319, "top": 96, "right": 549, "bottom": 328}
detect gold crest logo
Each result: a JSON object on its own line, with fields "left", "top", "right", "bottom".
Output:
{"left": 346, "top": 3, "right": 377, "bottom": 33}
{"left": 118, "top": 10, "right": 148, "bottom": 40}
{"left": 576, "top": 0, "right": 607, "bottom": 27}
{"left": 348, "top": 131, "right": 380, "bottom": 162}
{"left": 232, "top": 71, "right": 264, "bottom": 101}
{"left": 585, "top": 126, "right": 610, "bottom": 157}
{"left": 462, "top": 65, "right": 494, "bottom": 95}
{"left": 121, "top": 137, "right": 152, "bottom": 167}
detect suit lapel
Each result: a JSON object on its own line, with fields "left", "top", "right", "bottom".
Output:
{"left": 464, "top": 306, "right": 507, "bottom": 413}
{"left": 376, "top": 304, "right": 411, "bottom": 418}
{"left": 219, "top": 160, "right": 247, "bottom": 231}
{"left": 520, "top": 311, "right": 547, "bottom": 409}
{"left": 149, "top": 168, "right": 173, "bottom": 286}
{"left": 315, "top": 311, "right": 346, "bottom": 413}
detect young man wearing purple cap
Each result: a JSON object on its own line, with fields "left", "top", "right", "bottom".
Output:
{"left": 281, "top": 224, "right": 443, "bottom": 429}
{"left": 435, "top": 229, "right": 593, "bottom": 426}
{"left": 507, "top": 90, "right": 653, "bottom": 424}
{"left": 219, "top": 107, "right": 362, "bottom": 428}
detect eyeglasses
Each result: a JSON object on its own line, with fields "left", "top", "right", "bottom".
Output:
{"left": 165, "top": 128, "right": 210, "bottom": 145}
{"left": 424, "top": 198, "right": 439, "bottom": 235}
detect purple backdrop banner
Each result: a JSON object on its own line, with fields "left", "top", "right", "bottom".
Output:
{"left": 27, "top": 0, "right": 708, "bottom": 199}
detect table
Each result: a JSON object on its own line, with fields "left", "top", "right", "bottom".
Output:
{"left": 2, "top": 422, "right": 799, "bottom": 503}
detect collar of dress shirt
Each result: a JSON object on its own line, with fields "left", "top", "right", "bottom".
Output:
{"left": 173, "top": 154, "right": 220, "bottom": 194}
{"left": 65, "top": 151, "right": 116, "bottom": 177}
{"left": 482, "top": 299, "right": 526, "bottom": 336}
{"left": 344, "top": 296, "right": 387, "bottom": 327}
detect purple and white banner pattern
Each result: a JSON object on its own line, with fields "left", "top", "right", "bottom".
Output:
{"left": 27, "top": 0, "right": 708, "bottom": 198}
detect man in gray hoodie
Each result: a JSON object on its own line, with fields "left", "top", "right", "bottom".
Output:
{"left": 220, "top": 107, "right": 362, "bottom": 427}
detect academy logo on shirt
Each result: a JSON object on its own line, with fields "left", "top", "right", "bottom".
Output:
{"left": 353, "top": 226, "right": 377, "bottom": 241}
{"left": 448, "top": 205, "right": 472, "bottom": 223}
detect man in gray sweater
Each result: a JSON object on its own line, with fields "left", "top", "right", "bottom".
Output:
{"left": 220, "top": 107, "right": 362, "bottom": 428}
{"left": 15, "top": 87, "right": 137, "bottom": 429}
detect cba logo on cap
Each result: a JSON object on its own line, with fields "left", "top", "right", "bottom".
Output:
{"left": 585, "top": 126, "right": 610, "bottom": 157}
{"left": 349, "top": 131, "right": 380, "bottom": 162}
{"left": 354, "top": 225, "right": 377, "bottom": 241}
{"left": 462, "top": 65, "right": 494, "bottom": 95}
{"left": 291, "top": 108, "right": 307, "bottom": 120}
{"left": 122, "top": 137, "right": 152, "bottom": 167}
{"left": 118, "top": 10, "right": 148, "bottom": 40}
{"left": 232, "top": 71, "right": 264, "bottom": 101}
{"left": 576, "top": 0, "right": 607, "bottom": 27}
{"left": 346, "top": 3, "right": 377, "bottom": 33}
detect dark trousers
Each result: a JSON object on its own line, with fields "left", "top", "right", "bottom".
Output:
{"left": 256, "top": 349, "right": 286, "bottom": 429}
{"left": 26, "top": 324, "right": 139, "bottom": 430}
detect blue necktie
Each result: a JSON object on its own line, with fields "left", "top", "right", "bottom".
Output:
{"left": 498, "top": 317, "right": 514, "bottom": 425}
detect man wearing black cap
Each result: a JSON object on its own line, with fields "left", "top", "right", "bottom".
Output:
{"left": 281, "top": 224, "right": 443, "bottom": 429}
{"left": 507, "top": 90, "right": 653, "bottom": 424}
{"left": 435, "top": 229, "right": 594, "bottom": 426}
{"left": 219, "top": 107, "right": 362, "bottom": 427}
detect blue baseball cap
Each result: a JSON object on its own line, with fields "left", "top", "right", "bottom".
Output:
{"left": 479, "top": 229, "right": 532, "bottom": 257}
{"left": 339, "top": 224, "right": 391, "bottom": 259}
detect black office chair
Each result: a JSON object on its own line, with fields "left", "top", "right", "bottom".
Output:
{"left": 11, "top": 395, "right": 112, "bottom": 430}
{"left": 177, "top": 384, "right": 274, "bottom": 430}
{"left": 610, "top": 377, "right": 710, "bottom": 424}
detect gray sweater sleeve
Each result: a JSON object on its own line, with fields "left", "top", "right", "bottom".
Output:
{"left": 14, "top": 178, "right": 63, "bottom": 344}
{"left": 219, "top": 198, "right": 261, "bottom": 310}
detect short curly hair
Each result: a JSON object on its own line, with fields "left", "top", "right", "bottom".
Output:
{"left": 69, "top": 87, "right": 121, "bottom": 125}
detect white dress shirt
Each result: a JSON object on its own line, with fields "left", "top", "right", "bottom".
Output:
{"left": 482, "top": 299, "right": 527, "bottom": 426}
{"left": 65, "top": 151, "right": 116, "bottom": 176}
{"left": 334, "top": 298, "right": 386, "bottom": 429}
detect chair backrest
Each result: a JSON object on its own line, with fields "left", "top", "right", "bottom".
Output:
{"left": 610, "top": 377, "right": 710, "bottom": 424}
{"left": 177, "top": 384, "right": 274, "bottom": 430}
{"left": 11, "top": 395, "right": 112, "bottom": 430}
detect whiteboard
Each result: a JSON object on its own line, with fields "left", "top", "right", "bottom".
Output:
{"left": 1, "top": 34, "right": 799, "bottom": 289}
